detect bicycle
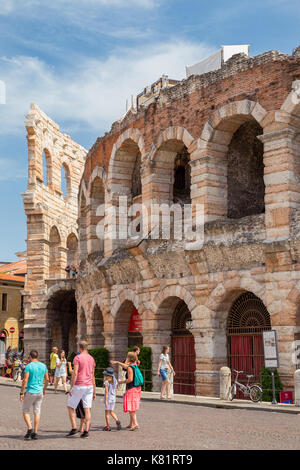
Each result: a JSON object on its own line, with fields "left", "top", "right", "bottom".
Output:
{"left": 229, "top": 369, "right": 262, "bottom": 402}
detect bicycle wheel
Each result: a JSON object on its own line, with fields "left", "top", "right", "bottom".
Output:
{"left": 229, "top": 384, "right": 236, "bottom": 401}
{"left": 250, "top": 385, "right": 262, "bottom": 403}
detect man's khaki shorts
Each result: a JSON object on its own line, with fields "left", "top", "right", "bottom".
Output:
{"left": 22, "top": 392, "right": 43, "bottom": 415}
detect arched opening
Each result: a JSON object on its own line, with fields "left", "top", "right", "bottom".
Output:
{"left": 156, "top": 296, "right": 196, "bottom": 395}
{"left": 152, "top": 140, "right": 191, "bottom": 205}
{"left": 173, "top": 146, "right": 191, "bottom": 205}
{"left": 61, "top": 163, "right": 71, "bottom": 199}
{"left": 49, "top": 226, "right": 62, "bottom": 278}
{"left": 88, "top": 177, "right": 105, "bottom": 255}
{"left": 227, "top": 120, "right": 264, "bottom": 218}
{"left": 47, "top": 289, "right": 77, "bottom": 358}
{"left": 79, "top": 308, "right": 87, "bottom": 341}
{"left": 66, "top": 233, "right": 78, "bottom": 270}
{"left": 114, "top": 300, "right": 142, "bottom": 361}
{"left": 227, "top": 291, "right": 271, "bottom": 397}
{"left": 108, "top": 139, "right": 142, "bottom": 251}
{"left": 88, "top": 305, "right": 105, "bottom": 348}
{"left": 42, "top": 149, "right": 51, "bottom": 186}
{"left": 79, "top": 193, "right": 88, "bottom": 262}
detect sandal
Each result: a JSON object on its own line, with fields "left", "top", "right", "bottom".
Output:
{"left": 129, "top": 426, "right": 139, "bottom": 431}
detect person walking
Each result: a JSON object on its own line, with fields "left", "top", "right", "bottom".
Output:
{"left": 117, "top": 352, "right": 142, "bottom": 431}
{"left": 54, "top": 349, "right": 68, "bottom": 394}
{"left": 102, "top": 367, "right": 121, "bottom": 431}
{"left": 68, "top": 358, "right": 86, "bottom": 434}
{"left": 49, "top": 346, "right": 58, "bottom": 386}
{"left": 156, "top": 345, "right": 175, "bottom": 400}
{"left": 66, "top": 341, "right": 96, "bottom": 439}
{"left": 20, "top": 350, "right": 49, "bottom": 441}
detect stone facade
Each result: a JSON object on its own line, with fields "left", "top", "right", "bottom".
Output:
{"left": 23, "top": 48, "right": 300, "bottom": 397}
{"left": 22, "top": 104, "right": 87, "bottom": 359}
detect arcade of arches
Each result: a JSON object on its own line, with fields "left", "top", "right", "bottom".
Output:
{"left": 22, "top": 49, "right": 300, "bottom": 398}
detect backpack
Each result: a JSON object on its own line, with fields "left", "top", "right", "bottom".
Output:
{"left": 130, "top": 365, "right": 144, "bottom": 387}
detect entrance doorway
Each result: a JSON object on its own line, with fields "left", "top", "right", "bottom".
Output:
{"left": 227, "top": 292, "right": 271, "bottom": 398}
{"left": 47, "top": 289, "right": 77, "bottom": 358}
{"left": 171, "top": 300, "right": 196, "bottom": 395}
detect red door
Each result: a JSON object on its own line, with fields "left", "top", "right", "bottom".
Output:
{"left": 229, "top": 334, "right": 264, "bottom": 399}
{"left": 172, "top": 335, "right": 196, "bottom": 395}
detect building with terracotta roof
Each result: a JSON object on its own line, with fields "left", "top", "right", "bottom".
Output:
{"left": 0, "top": 255, "right": 26, "bottom": 362}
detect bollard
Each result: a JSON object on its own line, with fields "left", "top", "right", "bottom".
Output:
{"left": 294, "top": 369, "right": 300, "bottom": 406}
{"left": 220, "top": 366, "right": 231, "bottom": 400}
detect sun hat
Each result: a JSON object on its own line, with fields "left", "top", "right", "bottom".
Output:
{"left": 103, "top": 367, "right": 115, "bottom": 377}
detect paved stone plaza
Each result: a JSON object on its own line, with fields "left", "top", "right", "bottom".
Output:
{"left": 0, "top": 385, "right": 300, "bottom": 450}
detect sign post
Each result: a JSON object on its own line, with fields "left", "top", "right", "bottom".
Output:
{"left": 263, "top": 330, "right": 280, "bottom": 405}
{"left": 9, "top": 327, "right": 15, "bottom": 348}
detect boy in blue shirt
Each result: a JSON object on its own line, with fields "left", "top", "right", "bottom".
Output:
{"left": 20, "top": 350, "right": 49, "bottom": 440}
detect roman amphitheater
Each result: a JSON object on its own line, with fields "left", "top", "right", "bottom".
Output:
{"left": 22, "top": 46, "right": 300, "bottom": 396}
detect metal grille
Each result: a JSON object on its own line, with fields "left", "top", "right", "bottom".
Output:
{"left": 227, "top": 292, "right": 271, "bottom": 335}
{"left": 227, "top": 292, "right": 271, "bottom": 399}
{"left": 172, "top": 300, "right": 192, "bottom": 335}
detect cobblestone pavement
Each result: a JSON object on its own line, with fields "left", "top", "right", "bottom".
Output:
{"left": 0, "top": 385, "right": 300, "bottom": 450}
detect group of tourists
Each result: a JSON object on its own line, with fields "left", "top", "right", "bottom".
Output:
{"left": 65, "top": 265, "right": 78, "bottom": 279}
{"left": 19, "top": 342, "right": 176, "bottom": 440}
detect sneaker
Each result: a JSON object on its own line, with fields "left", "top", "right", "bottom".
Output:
{"left": 103, "top": 426, "right": 111, "bottom": 431}
{"left": 31, "top": 433, "right": 38, "bottom": 440}
{"left": 24, "top": 429, "right": 32, "bottom": 440}
{"left": 116, "top": 420, "right": 121, "bottom": 430}
{"left": 66, "top": 428, "right": 78, "bottom": 437}
{"left": 80, "top": 431, "right": 89, "bottom": 438}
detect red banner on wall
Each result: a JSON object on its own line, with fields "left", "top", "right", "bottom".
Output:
{"left": 128, "top": 309, "right": 142, "bottom": 332}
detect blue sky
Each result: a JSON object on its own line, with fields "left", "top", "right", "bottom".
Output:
{"left": 0, "top": 0, "right": 299, "bottom": 261}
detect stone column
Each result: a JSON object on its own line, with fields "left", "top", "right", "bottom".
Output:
{"left": 193, "top": 327, "right": 227, "bottom": 397}
{"left": 190, "top": 152, "right": 228, "bottom": 223}
{"left": 259, "top": 128, "right": 298, "bottom": 239}
{"left": 294, "top": 369, "right": 300, "bottom": 406}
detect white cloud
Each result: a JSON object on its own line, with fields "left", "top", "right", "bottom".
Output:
{"left": 0, "top": 0, "right": 159, "bottom": 15}
{"left": 0, "top": 40, "right": 215, "bottom": 138}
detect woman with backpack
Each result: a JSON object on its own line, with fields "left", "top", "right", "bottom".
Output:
{"left": 112, "top": 352, "right": 143, "bottom": 431}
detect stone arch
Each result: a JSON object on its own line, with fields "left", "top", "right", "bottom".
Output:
{"left": 147, "top": 127, "right": 196, "bottom": 205}
{"left": 191, "top": 100, "right": 268, "bottom": 221}
{"left": 88, "top": 166, "right": 107, "bottom": 193}
{"left": 111, "top": 288, "right": 142, "bottom": 319}
{"left": 78, "top": 183, "right": 88, "bottom": 262}
{"left": 110, "top": 288, "right": 143, "bottom": 360}
{"left": 153, "top": 285, "right": 197, "bottom": 319}
{"left": 106, "top": 129, "right": 145, "bottom": 254}
{"left": 41, "top": 147, "right": 53, "bottom": 186}
{"left": 87, "top": 171, "right": 105, "bottom": 255}
{"left": 280, "top": 80, "right": 300, "bottom": 120}
{"left": 205, "top": 277, "right": 266, "bottom": 329}
{"left": 49, "top": 225, "right": 62, "bottom": 278}
{"left": 66, "top": 232, "right": 78, "bottom": 268}
{"left": 87, "top": 304, "right": 105, "bottom": 348}
{"left": 78, "top": 307, "right": 87, "bottom": 341}
{"left": 46, "top": 287, "right": 77, "bottom": 357}
{"left": 149, "top": 126, "right": 196, "bottom": 163}
{"left": 107, "top": 128, "right": 145, "bottom": 182}
{"left": 60, "top": 156, "right": 72, "bottom": 198}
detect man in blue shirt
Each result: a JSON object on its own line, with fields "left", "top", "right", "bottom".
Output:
{"left": 20, "top": 350, "right": 49, "bottom": 440}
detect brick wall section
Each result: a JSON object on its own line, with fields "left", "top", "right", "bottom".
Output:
{"left": 82, "top": 51, "right": 300, "bottom": 186}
